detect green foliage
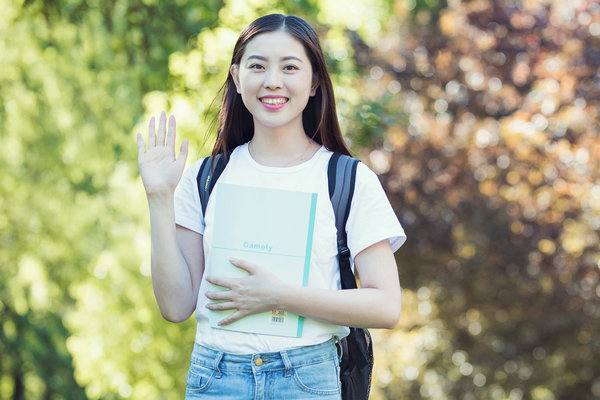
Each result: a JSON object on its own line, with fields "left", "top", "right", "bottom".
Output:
{"left": 1, "top": 0, "right": 216, "bottom": 398}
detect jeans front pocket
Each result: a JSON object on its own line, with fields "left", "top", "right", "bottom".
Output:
{"left": 292, "top": 357, "right": 341, "bottom": 396}
{"left": 185, "top": 361, "right": 216, "bottom": 395}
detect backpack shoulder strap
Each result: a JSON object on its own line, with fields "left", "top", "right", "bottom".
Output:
{"left": 327, "top": 152, "right": 360, "bottom": 290}
{"left": 196, "top": 153, "right": 229, "bottom": 216}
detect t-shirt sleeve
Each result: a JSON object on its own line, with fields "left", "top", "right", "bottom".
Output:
{"left": 346, "top": 162, "right": 406, "bottom": 259}
{"left": 174, "top": 159, "right": 205, "bottom": 234}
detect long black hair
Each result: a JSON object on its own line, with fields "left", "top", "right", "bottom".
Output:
{"left": 211, "top": 14, "right": 351, "bottom": 158}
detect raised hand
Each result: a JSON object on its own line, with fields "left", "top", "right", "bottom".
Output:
{"left": 137, "top": 111, "right": 188, "bottom": 197}
{"left": 204, "top": 258, "right": 284, "bottom": 326}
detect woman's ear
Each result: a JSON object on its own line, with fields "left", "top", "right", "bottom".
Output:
{"left": 310, "top": 76, "right": 319, "bottom": 97}
{"left": 230, "top": 64, "right": 241, "bottom": 94}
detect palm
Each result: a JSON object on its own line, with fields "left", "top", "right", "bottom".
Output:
{"left": 137, "top": 112, "right": 188, "bottom": 196}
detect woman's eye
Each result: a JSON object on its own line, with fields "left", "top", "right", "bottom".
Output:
{"left": 283, "top": 65, "right": 299, "bottom": 71}
{"left": 249, "top": 64, "right": 264, "bottom": 70}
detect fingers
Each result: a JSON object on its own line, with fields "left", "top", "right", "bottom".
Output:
{"left": 157, "top": 110, "right": 167, "bottom": 146}
{"left": 229, "top": 258, "right": 256, "bottom": 274}
{"left": 205, "top": 289, "right": 232, "bottom": 301}
{"left": 136, "top": 133, "right": 145, "bottom": 154}
{"left": 205, "top": 275, "right": 231, "bottom": 289}
{"left": 205, "top": 300, "right": 237, "bottom": 311}
{"left": 177, "top": 138, "right": 189, "bottom": 168}
{"left": 204, "top": 290, "right": 244, "bottom": 326}
{"left": 218, "top": 310, "right": 246, "bottom": 326}
{"left": 147, "top": 116, "right": 156, "bottom": 148}
{"left": 166, "top": 114, "right": 176, "bottom": 150}
{"left": 146, "top": 112, "right": 182, "bottom": 152}
{"left": 204, "top": 299, "right": 243, "bottom": 325}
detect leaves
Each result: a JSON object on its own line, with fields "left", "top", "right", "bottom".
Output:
{"left": 1, "top": 0, "right": 213, "bottom": 398}
{"left": 347, "top": 1, "right": 600, "bottom": 399}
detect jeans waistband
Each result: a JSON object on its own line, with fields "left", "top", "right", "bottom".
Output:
{"left": 190, "top": 338, "right": 339, "bottom": 374}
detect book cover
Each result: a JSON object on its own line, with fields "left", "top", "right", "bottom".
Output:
{"left": 208, "top": 183, "right": 318, "bottom": 337}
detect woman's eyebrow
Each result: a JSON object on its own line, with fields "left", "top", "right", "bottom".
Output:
{"left": 246, "top": 55, "right": 304, "bottom": 63}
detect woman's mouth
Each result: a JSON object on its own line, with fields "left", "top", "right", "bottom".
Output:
{"left": 260, "top": 96, "right": 288, "bottom": 110}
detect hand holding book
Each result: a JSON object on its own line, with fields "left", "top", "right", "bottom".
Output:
{"left": 205, "top": 257, "right": 284, "bottom": 326}
{"left": 206, "top": 183, "right": 318, "bottom": 337}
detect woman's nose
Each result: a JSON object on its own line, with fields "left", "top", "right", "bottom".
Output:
{"left": 264, "top": 68, "right": 283, "bottom": 89}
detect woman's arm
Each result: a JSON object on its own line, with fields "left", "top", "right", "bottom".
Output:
{"left": 148, "top": 202, "right": 204, "bottom": 322}
{"left": 205, "top": 239, "right": 401, "bottom": 329}
{"left": 281, "top": 239, "right": 401, "bottom": 329}
{"left": 138, "top": 111, "right": 203, "bottom": 322}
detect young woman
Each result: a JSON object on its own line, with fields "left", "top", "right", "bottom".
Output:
{"left": 137, "top": 14, "right": 406, "bottom": 399}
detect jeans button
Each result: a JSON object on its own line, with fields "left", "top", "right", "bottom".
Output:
{"left": 255, "top": 357, "right": 263, "bottom": 366}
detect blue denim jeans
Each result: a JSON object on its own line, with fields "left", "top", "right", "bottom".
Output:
{"left": 185, "top": 338, "right": 342, "bottom": 399}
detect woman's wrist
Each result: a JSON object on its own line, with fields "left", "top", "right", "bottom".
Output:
{"left": 146, "top": 189, "right": 175, "bottom": 204}
{"left": 274, "top": 281, "right": 294, "bottom": 311}
{"left": 147, "top": 192, "right": 177, "bottom": 226}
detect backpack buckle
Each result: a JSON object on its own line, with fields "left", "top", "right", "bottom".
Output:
{"left": 338, "top": 243, "right": 351, "bottom": 259}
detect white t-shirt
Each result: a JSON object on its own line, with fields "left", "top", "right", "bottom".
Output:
{"left": 174, "top": 143, "right": 406, "bottom": 354}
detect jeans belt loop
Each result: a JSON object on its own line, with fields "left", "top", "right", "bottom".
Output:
{"left": 280, "top": 351, "right": 293, "bottom": 378}
{"left": 213, "top": 352, "right": 224, "bottom": 378}
{"left": 334, "top": 336, "right": 343, "bottom": 363}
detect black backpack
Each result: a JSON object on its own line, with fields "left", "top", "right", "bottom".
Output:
{"left": 196, "top": 151, "right": 373, "bottom": 400}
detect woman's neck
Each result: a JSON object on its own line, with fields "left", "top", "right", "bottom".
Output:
{"left": 249, "top": 125, "right": 320, "bottom": 167}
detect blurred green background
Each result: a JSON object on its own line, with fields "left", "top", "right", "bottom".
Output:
{"left": 1, "top": 0, "right": 599, "bottom": 399}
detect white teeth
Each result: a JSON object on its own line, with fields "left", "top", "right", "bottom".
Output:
{"left": 261, "top": 97, "right": 287, "bottom": 105}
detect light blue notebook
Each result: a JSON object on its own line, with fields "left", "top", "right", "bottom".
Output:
{"left": 208, "top": 183, "right": 318, "bottom": 337}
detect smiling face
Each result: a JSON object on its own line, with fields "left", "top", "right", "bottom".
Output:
{"left": 230, "top": 30, "right": 318, "bottom": 135}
